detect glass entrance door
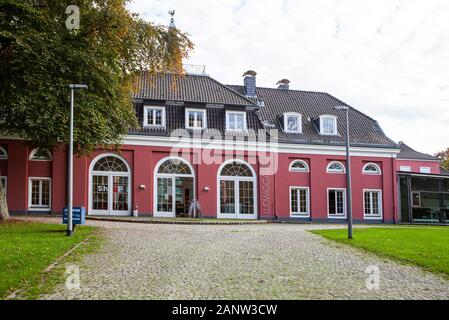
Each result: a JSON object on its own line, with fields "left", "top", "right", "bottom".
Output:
{"left": 91, "top": 175, "right": 129, "bottom": 215}
{"left": 156, "top": 176, "right": 193, "bottom": 217}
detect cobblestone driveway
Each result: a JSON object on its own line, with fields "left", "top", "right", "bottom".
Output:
{"left": 20, "top": 217, "right": 449, "bottom": 300}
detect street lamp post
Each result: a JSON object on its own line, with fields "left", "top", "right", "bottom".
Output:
{"left": 67, "top": 84, "right": 87, "bottom": 236}
{"left": 334, "top": 106, "right": 353, "bottom": 239}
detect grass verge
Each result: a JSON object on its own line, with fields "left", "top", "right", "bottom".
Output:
{"left": 0, "top": 219, "right": 100, "bottom": 299}
{"left": 311, "top": 226, "right": 449, "bottom": 277}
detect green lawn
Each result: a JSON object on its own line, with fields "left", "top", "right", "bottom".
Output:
{"left": 312, "top": 226, "right": 449, "bottom": 277}
{"left": 0, "top": 220, "right": 96, "bottom": 299}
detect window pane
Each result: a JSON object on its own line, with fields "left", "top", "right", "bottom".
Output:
{"left": 323, "top": 118, "right": 335, "bottom": 134}
{"left": 188, "top": 112, "right": 195, "bottom": 127}
{"left": 329, "top": 190, "right": 336, "bottom": 214}
{"left": 41, "top": 180, "right": 50, "bottom": 206}
{"left": 196, "top": 112, "right": 203, "bottom": 128}
{"left": 157, "top": 178, "right": 173, "bottom": 212}
{"left": 299, "top": 189, "right": 307, "bottom": 213}
{"left": 236, "top": 114, "right": 244, "bottom": 129}
{"left": 364, "top": 192, "right": 371, "bottom": 215}
{"left": 287, "top": 116, "right": 299, "bottom": 131}
{"left": 220, "top": 180, "right": 235, "bottom": 213}
{"left": 154, "top": 109, "right": 162, "bottom": 125}
{"left": 239, "top": 181, "right": 254, "bottom": 214}
{"left": 31, "top": 180, "right": 40, "bottom": 206}
{"left": 112, "top": 176, "right": 128, "bottom": 211}
{"left": 336, "top": 190, "right": 344, "bottom": 214}
{"left": 93, "top": 175, "right": 108, "bottom": 210}
{"left": 291, "top": 189, "right": 298, "bottom": 213}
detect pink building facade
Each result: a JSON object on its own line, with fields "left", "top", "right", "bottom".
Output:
{"left": 0, "top": 72, "right": 444, "bottom": 223}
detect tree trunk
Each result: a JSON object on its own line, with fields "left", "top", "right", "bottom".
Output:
{"left": 0, "top": 178, "right": 8, "bottom": 221}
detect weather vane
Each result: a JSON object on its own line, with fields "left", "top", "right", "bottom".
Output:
{"left": 168, "top": 10, "right": 175, "bottom": 23}
{"left": 168, "top": 10, "right": 176, "bottom": 29}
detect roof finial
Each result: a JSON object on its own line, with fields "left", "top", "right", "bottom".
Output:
{"left": 168, "top": 10, "right": 176, "bottom": 29}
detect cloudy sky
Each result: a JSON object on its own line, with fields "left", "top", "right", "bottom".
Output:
{"left": 128, "top": 0, "right": 449, "bottom": 155}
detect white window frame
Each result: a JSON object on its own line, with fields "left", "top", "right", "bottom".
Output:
{"left": 412, "top": 192, "right": 421, "bottom": 207}
{"left": 1, "top": 176, "right": 6, "bottom": 195}
{"left": 217, "top": 159, "right": 257, "bottom": 220}
{"left": 327, "top": 188, "right": 346, "bottom": 218}
{"left": 28, "top": 177, "right": 51, "bottom": 211}
{"left": 88, "top": 153, "right": 132, "bottom": 216}
{"left": 289, "top": 160, "right": 309, "bottom": 172}
{"left": 289, "top": 186, "right": 310, "bottom": 217}
{"left": 0, "top": 146, "right": 7, "bottom": 160}
{"left": 143, "top": 106, "right": 166, "bottom": 127}
{"left": 29, "top": 148, "right": 52, "bottom": 161}
{"left": 153, "top": 156, "right": 195, "bottom": 218}
{"left": 327, "top": 161, "right": 346, "bottom": 174}
{"left": 363, "top": 189, "right": 383, "bottom": 220}
{"left": 420, "top": 166, "right": 431, "bottom": 174}
{"left": 362, "top": 163, "right": 382, "bottom": 175}
{"left": 225, "top": 111, "right": 247, "bottom": 131}
{"left": 283, "top": 112, "right": 302, "bottom": 133}
{"left": 185, "top": 108, "right": 207, "bottom": 129}
{"left": 319, "top": 115, "right": 338, "bottom": 135}
{"left": 399, "top": 165, "right": 411, "bottom": 172}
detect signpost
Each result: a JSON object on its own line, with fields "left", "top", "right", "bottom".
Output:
{"left": 63, "top": 206, "right": 86, "bottom": 228}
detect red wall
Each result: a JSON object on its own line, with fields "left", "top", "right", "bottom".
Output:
{"left": 396, "top": 159, "right": 440, "bottom": 174}
{"left": 0, "top": 138, "right": 400, "bottom": 223}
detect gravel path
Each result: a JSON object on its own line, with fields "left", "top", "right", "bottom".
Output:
{"left": 17, "top": 216, "right": 449, "bottom": 300}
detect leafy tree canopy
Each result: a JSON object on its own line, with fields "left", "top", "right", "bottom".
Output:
{"left": 0, "top": 0, "right": 194, "bottom": 154}
{"left": 435, "top": 148, "right": 449, "bottom": 170}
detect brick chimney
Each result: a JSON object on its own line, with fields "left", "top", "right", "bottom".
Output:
{"left": 243, "top": 70, "right": 257, "bottom": 97}
{"left": 276, "top": 79, "right": 290, "bottom": 90}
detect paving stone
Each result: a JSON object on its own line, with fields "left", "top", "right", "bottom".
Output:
{"left": 15, "top": 216, "right": 449, "bottom": 300}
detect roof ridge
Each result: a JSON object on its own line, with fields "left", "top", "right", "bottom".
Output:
{"left": 227, "top": 84, "right": 329, "bottom": 95}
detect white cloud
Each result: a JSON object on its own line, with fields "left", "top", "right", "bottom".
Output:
{"left": 128, "top": 0, "right": 449, "bottom": 154}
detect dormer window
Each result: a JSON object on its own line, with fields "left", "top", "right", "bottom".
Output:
{"left": 226, "top": 111, "right": 247, "bottom": 131}
{"left": 283, "top": 113, "right": 302, "bottom": 133}
{"left": 144, "top": 106, "right": 165, "bottom": 127}
{"left": 319, "top": 115, "right": 337, "bottom": 135}
{"left": 185, "top": 108, "right": 206, "bottom": 129}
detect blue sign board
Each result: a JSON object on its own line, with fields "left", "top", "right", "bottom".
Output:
{"left": 63, "top": 207, "right": 86, "bottom": 225}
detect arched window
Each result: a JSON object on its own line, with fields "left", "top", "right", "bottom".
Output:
{"left": 89, "top": 154, "right": 131, "bottom": 215}
{"left": 0, "top": 146, "right": 7, "bottom": 160}
{"left": 157, "top": 158, "right": 192, "bottom": 175}
{"left": 93, "top": 156, "right": 128, "bottom": 172}
{"left": 289, "top": 160, "right": 309, "bottom": 172}
{"left": 154, "top": 157, "right": 195, "bottom": 217}
{"left": 29, "top": 148, "right": 52, "bottom": 161}
{"left": 218, "top": 159, "right": 256, "bottom": 219}
{"left": 220, "top": 161, "right": 253, "bottom": 177}
{"left": 363, "top": 163, "right": 381, "bottom": 175}
{"left": 327, "top": 161, "right": 345, "bottom": 173}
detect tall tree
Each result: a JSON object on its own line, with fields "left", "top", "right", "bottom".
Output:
{"left": 436, "top": 148, "right": 449, "bottom": 170}
{"left": 0, "top": 0, "right": 194, "bottom": 220}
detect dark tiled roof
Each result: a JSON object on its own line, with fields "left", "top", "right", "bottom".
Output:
{"left": 440, "top": 167, "right": 449, "bottom": 176}
{"left": 397, "top": 142, "right": 439, "bottom": 161}
{"left": 228, "top": 85, "right": 397, "bottom": 147}
{"left": 134, "top": 73, "right": 254, "bottom": 106}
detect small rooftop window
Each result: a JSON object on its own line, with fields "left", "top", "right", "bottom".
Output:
{"left": 282, "top": 113, "right": 302, "bottom": 133}
{"left": 319, "top": 115, "right": 337, "bottom": 135}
